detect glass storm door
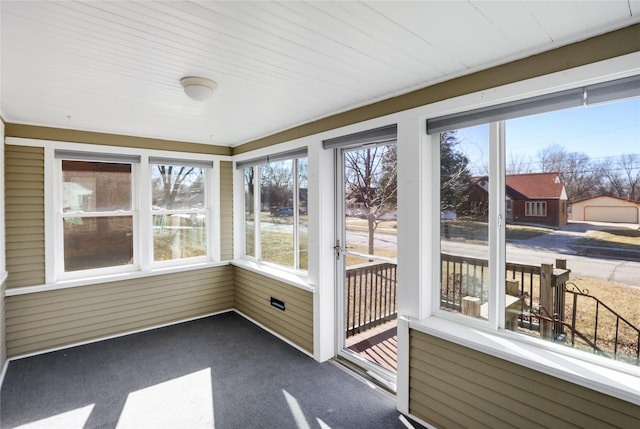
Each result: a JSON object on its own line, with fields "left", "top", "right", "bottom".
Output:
{"left": 335, "top": 141, "right": 398, "bottom": 389}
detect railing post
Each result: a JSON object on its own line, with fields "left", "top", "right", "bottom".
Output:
{"left": 462, "top": 296, "right": 481, "bottom": 318}
{"left": 554, "top": 259, "right": 569, "bottom": 339}
{"left": 505, "top": 279, "right": 521, "bottom": 331}
{"left": 540, "top": 263, "right": 554, "bottom": 341}
{"left": 506, "top": 279, "right": 519, "bottom": 296}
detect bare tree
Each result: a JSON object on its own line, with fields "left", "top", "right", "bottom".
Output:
{"left": 538, "top": 145, "right": 599, "bottom": 202}
{"left": 243, "top": 166, "right": 255, "bottom": 213}
{"left": 260, "top": 160, "right": 294, "bottom": 212}
{"left": 599, "top": 153, "right": 640, "bottom": 201}
{"left": 344, "top": 144, "right": 397, "bottom": 256}
{"left": 506, "top": 152, "right": 534, "bottom": 175}
{"left": 620, "top": 154, "right": 640, "bottom": 201}
{"left": 153, "top": 165, "right": 200, "bottom": 209}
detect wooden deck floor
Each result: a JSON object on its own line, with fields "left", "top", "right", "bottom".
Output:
{"left": 346, "top": 320, "right": 398, "bottom": 372}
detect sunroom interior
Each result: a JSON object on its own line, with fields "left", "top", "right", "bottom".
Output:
{"left": 1, "top": 2, "right": 639, "bottom": 428}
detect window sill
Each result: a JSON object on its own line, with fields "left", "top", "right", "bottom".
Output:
{"left": 231, "top": 259, "right": 314, "bottom": 293}
{"left": 408, "top": 316, "right": 640, "bottom": 406}
{"left": 4, "top": 261, "right": 230, "bottom": 297}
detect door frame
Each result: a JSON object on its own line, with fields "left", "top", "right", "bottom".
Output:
{"left": 333, "top": 145, "right": 398, "bottom": 390}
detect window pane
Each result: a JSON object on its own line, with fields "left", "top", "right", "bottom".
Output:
{"left": 505, "top": 97, "right": 640, "bottom": 365}
{"left": 440, "top": 126, "right": 490, "bottom": 319}
{"left": 63, "top": 216, "right": 133, "bottom": 271}
{"left": 62, "top": 161, "right": 131, "bottom": 212}
{"left": 260, "top": 160, "right": 294, "bottom": 268}
{"left": 153, "top": 214, "right": 206, "bottom": 261}
{"left": 298, "top": 158, "right": 308, "bottom": 270}
{"left": 244, "top": 167, "right": 255, "bottom": 257}
{"left": 151, "top": 164, "right": 205, "bottom": 210}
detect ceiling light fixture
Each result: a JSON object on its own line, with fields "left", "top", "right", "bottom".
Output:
{"left": 180, "top": 76, "right": 217, "bottom": 101}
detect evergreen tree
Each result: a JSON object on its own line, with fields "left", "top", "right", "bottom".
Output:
{"left": 440, "top": 131, "right": 471, "bottom": 213}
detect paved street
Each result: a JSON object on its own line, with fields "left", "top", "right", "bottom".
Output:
{"left": 345, "top": 222, "right": 640, "bottom": 288}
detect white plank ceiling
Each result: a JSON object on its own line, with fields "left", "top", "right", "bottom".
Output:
{"left": 1, "top": 1, "right": 639, "bottom": 147}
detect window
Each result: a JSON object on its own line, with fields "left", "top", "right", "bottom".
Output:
{"left": 150, "top": 160, "right": 208, "bottom": 262}
{"left": 55, "top": 150, "right": 215, "bottom": 279}
{"left": 525, "top": 201, "right": 547, "bottom": 217}
{"left": 239, "top": 150, "right": 308, "bottom": 271}
{"left": 432, "top": 75, "right": 640, "bottom": 366}
{"left": 439, "top": 125, "right": 490, "bottom": 319}
{"left": 61, "top": 159, "right": 135, "bottom": 272}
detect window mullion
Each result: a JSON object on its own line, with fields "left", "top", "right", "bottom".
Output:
{"left": 293, "top": 160, "right": 300, "bottom": 270}
{"left": 254, "top": 166, "right": 261, "bottom": 261}
{"left": 138, "top": 159, "right": 151, "bottom": 269}
{"left": 488, "top": 121, "right": 507, "bottom": 330}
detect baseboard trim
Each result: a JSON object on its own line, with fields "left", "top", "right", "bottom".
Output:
{"left": 233, "top": 309, "right": 315, "bottom": 360}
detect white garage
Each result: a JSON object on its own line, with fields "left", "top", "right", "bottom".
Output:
{"left": 571, "top": 196, "right": 640, "bottom": 223}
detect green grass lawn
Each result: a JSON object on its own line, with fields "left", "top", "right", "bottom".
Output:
{"left": 441, "top": 220, "right": 551, "bottom": 243}
{"left": 260, "top": 230, "right": 308, "bottom": 270}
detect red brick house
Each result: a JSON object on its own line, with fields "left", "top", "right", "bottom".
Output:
{"left": 461, "top": 172, "right": 568, "bottom": 226}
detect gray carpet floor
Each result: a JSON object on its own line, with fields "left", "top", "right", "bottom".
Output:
{"left": 0, "top": 312, "right": 417, "bottom": 429}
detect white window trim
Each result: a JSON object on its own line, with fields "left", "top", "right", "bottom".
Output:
{"left": 6, "top": 137, "right": 227, "bottom": 287}
{"left": 239, "top": 157, "right": 308, "bottom": 274}
{"left": 0, "top": 121, "right": 5, "bottom": 281}
{"left": 147, "top": 159, "right": 213, "bottom": 267}
{"left": 414, "top": 54, "right": 640, "bottom": 409}
{"left": 54, "top": 156, "right": 139, "bottom": 281}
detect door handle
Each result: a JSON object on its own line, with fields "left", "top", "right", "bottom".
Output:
{"left": 334, "top": 239, "right": 343, "bottom": 260}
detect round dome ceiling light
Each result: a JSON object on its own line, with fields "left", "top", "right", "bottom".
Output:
{"left": 180, "top": 76, "right": 217, "bottom": 101}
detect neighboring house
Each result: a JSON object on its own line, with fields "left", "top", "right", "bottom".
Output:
{"left": 571, "top": 195, "right": 640, "bottom": 223}
{"left": 461, "top": 172, "right": 568, "bottom": 226}
{"left": 345, "top": 186, "right": 377, "bottom": 217}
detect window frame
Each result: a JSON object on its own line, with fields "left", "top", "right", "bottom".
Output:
{"left": 414, "top": 78, "right": 640, "bottom": 409}
{"left": 45, "top": 143, "right": 221, "bottom": 284}
{"left": 430, "top": 76, "right": 640, "bottom": 349}
{"left": 148, "top": 160, "right": 212, "bottom": 266}
{"left": 54, "top": 156, "right": 139, "bottom": 280}
{"left": 240, "top": 154, "right": 308, "bottom": 273}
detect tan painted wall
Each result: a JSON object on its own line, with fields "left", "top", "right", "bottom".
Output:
{"left": 233, "top": 266, "right": 313, "bottom": 353}
{"left": 5, "top": 266, "right": 233, "bottom": 357}
{"left": 409, "top": 330, "right": 640, "bottom": 429}
{"left": 5, "top": 124, "right": 231, "bottom": 156}
{"left": 3, "top": 139, "right": 238, "bottom": 357}
{"left": 4, "top": 145, "right": 45, "bottom": 288}
{"left": 0, "top": 278, "right": 5, "bottom": 368}
{"left": 219, "top": 161, "right": 234, "bottom": 260}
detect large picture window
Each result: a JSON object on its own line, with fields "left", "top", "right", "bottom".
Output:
{"left": 432, "top": 75, "right": 640, "bottom": 366}
{"left": 240, "top": 150, "right": 308, "bottom": 271}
